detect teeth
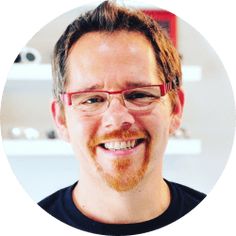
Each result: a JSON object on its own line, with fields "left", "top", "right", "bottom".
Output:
{"left": 104, "top": 140, "right": 137, "bottom": 150}
{"left": 131, "top": 140, "right": 135, "bottom": 148}
{"left": 104, "top": 142, "right": 114, "bottom": 150}
{"left": 120, "top": 142, "right": 126, "bottom": 149}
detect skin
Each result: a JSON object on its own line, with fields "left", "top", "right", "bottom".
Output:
{"left": 51, "top": 31, "right": 184, "bottom": 224}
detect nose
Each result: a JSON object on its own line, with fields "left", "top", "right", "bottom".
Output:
{"left": 102, "top": 97, "right": 135, "bottom": 130}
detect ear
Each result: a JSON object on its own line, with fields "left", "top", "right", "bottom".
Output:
{"left": 51, "top": 100, "right": 70, "bottom": 142}
{"left": 169, "top": 89, "right": 185, "bottom": 135}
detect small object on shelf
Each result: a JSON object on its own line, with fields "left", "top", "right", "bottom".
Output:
{"left": 46, "top": 130, "right": 57, "bottom": 139}
{"left": 172, "top": 127, "right": 190, "bottom": 139}
{"left": 24, "top": 128, "right": 40, "bottom": 140}
{"left": 10, "top": 127, "right": 40, "bottom": 140}
{"left": 20, "top": 47, "right": 42, "bottom": 64}
{"left": 10, "top": 127, "right": 23, "bottom": 139}
{"left": 14, "top": 54, "right": 21, "bottom": 63}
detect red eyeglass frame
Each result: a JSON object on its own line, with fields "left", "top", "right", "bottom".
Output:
{"left": 60, "top": 77, "right": 180, "bottom": 105}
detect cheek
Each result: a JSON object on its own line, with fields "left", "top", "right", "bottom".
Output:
{"left": 137, "top": 108, "right": 171, "bottom": 157}
{"left": 137, "top": 109, "right": 171, "bottom": 137}
{"left": 66, "top": 113, "right": 100, "bottom": 153}
{"left": 138, "top": 109, "right": 172, "bottom": 169}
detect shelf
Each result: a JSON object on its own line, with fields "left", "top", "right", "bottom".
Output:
{"left": 8, "top": 64, "right": 51, "bottom": 81}
{"left": 7, "top": 64, "right": 202, "bottom": 82}
{"left": 2, "top": 139, "right": 201, "bottom": 156}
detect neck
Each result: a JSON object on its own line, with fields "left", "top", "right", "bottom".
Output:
{"left": 72, "top": 170, "right": 171, "bottom": 224}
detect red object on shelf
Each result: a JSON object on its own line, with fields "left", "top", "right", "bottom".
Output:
{"left": 142, "top": 10, "right": 177, "bottom": 47}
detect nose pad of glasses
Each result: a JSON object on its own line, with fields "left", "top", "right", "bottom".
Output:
{"left": 103, "top": 97, "right": 135, "bottom": 129}
{"left": 107, "top": 95, "right": 126, "bottom": 110}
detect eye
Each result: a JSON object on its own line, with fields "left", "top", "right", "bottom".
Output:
{"left": 125, "top": 91, "right": 157, "bottom": 100}
{"left": 81, "top": 95, "right": 106, "bottom": 105}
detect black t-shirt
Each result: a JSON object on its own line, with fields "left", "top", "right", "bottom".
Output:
{"left": 38, "top": 180, "right": 206, "bottom": 235}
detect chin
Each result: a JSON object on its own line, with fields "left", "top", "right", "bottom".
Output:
{"left": 92, "top": 140, "right": 151, "bottom": 192}
{"left": 103, "top": 168, "right": 146, "bottom": 192}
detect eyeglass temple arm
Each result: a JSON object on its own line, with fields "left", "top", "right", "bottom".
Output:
{"left": 60, "top": 93, "right": 72, "bottom": 105}
{"left": 160, "top": 77, "right": 181, "bottom": 96}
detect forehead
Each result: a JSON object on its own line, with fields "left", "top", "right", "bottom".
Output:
{"left": 66, "top": 31, "right": 160, "bottom": 91}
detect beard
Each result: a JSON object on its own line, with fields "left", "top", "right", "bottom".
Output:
{"left": 88, "top": 129, "right": 151, "bottom": 192}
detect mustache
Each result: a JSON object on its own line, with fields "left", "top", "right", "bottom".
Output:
{"left": 89, "top": 129, "right": 150, "bottom": 147}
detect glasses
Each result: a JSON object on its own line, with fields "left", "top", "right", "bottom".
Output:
{"left": 60, "top": 77, "right": 180, "bottom": 116}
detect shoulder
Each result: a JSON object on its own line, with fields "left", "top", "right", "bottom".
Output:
{"left": 166, "top": 180, "right": 206, "bottom": 214}
{"left": 38, "top": 182, "right": 77, "bottom": 214}
{"left": 173, "top": 181, "right": 206, "bottom": 201}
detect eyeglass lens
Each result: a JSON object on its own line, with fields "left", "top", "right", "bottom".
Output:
{"left": 70, "top": 87, "right": 162, "bottom": 114}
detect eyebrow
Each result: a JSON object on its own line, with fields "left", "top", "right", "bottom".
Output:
{"left": 80, "top": 84, "right": 104, "bottom": 91}
{"left": 78, "top": 81, "right": 153, "bottom": 92}
{"left": 125, "top": 81, "right": 153, "bottom": 88}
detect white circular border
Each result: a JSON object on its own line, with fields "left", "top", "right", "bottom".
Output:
{"left": 0, "top": 0, "right": 235, "bottom": 235}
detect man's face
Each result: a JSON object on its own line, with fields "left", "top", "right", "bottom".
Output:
{"left": 54, "top": 31, "right": 181, "bottom": 191}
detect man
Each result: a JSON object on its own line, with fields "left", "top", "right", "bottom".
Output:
{"left": 38, "top": 1, "right": 206, "bottom": 234}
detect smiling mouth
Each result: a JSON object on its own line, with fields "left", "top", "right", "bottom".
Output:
{"left": 99, "top": 138, "right": 145, "bottom": 151}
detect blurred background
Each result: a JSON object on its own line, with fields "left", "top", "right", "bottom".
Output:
{"left": 1, "top": 0, "right": 235, "bottom": 202}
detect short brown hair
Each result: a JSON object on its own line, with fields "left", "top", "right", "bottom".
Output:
{"left": 52, "top": 0, "right": 182, "bottom": 105}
